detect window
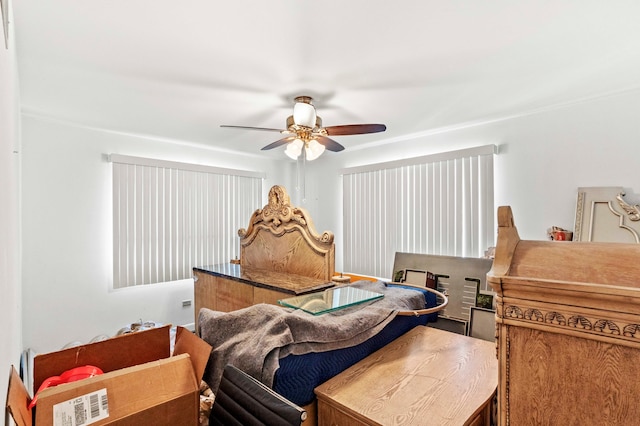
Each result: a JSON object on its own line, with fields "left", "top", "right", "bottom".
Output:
{"left": 110, "top": 154, "right": 263, "bottom": 288}
{"left": 341, "top": 145, "right": 495, "bottom": 279}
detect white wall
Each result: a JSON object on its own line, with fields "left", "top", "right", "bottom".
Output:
{"left": 0, "top": 3, "right": 22, "bottom": 419}
{"left": 19, "top": 85, "right": 640, "bottom": 357}
{"left": 303, "top": 89, "right": 640, "bottom": 273}
{"left": 20, "top": 116, "right": 291, "bottom": 354}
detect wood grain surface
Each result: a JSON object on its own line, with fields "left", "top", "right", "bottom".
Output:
{"left": 315, "top": 326, "right": 498, "bottom": 426}
{"left": 506, "top": 326, "right": 640, "bottom": 425}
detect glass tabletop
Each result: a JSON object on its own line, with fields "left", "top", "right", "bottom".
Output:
{"left": 278, "top": 285, "right": 384, "bottom": 315}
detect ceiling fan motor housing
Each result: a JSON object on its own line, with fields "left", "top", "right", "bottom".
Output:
{"left": 286, "top": 115, "right": 322, "bottom": 130}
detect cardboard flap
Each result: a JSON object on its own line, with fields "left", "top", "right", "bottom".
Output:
{"left": 173, "top": 327, "right": 212, "bottom": 381}
{"left": 33, "top": 325, "right": 171, "bottom": 391}
{"left": 7, "top": 365, "right": 32, "bottom": 426}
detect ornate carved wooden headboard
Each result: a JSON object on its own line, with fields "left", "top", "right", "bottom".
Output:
{"left": 238, "top": 185, "right": 335, "bottom": 281}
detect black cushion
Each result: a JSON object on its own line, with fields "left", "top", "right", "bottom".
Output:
{"left": 210, "top": 364, "right": 306, "bottom": 426}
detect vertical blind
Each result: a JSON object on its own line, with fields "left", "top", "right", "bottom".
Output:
{"left": 110, "top": 154, "right": 263, "bottom": 288}
{"left": 342, "top": 145, "right": 496, "bottom": 279}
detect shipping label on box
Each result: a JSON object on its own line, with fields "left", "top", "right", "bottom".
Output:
{"left": 52, "top": 388, "right": 109, "bottom": 426}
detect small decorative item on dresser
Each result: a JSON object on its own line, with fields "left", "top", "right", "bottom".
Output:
{"left": 547, "top": 226, "right": 573, "bottom": 241}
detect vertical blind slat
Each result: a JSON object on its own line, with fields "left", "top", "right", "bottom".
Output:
{"left": 128, "top": 164, "right": 137, "bottom": 286}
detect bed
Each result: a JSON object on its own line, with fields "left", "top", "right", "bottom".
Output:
{"left": 195, "top": 185, "right": 447, "bottom": 423}
{"left": 199, "top": 280, "right": 440, "bottom": 405}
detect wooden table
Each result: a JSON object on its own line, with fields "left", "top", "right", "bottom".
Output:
{"left": 314, "top": 326, "right": 498, "bottom": 426}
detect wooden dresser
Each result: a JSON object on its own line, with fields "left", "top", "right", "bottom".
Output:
{"left": 193, "top": 264, "right": 333, "bottom": 327}
{"left": 487, "top": 206, "right": 640, "bottom": 425}
{"left": 314, "top": 326, "right": 498, "bottom": 426}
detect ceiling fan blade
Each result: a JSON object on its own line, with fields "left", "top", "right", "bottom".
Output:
{"left": 261, "top": 136, "right": 296, "bottom": 151}
{"left": 221, "top": 125, "right": 284, "bottom": 132}
{"left": 315, "top": 136, "right": 345, "bottom": 152}
{"left": 324, "top": 124, "right": 387, "bottom": 136}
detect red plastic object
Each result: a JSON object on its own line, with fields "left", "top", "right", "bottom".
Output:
{"left": 29, "top": 365, "right": 104, "bottom": 409}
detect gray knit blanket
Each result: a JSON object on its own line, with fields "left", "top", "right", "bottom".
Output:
{"left": 198, "top": 280, "right": 425, "bottom": 392}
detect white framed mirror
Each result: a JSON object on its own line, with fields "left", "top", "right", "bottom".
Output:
{"left": 574, "top": 186, "right": 640, "bottom": 243}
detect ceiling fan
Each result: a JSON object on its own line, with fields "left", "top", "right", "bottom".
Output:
{"left": 221, "top": 96, "right": 386, "bottom": 161}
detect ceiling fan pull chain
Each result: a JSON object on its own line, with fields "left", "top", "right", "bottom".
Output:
{"left": 296, "top": 153, "right": 307, "bottom": 205}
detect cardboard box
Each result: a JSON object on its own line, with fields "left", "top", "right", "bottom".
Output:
{"left": 7, "top": 325, "right": 212, "bottom": 426}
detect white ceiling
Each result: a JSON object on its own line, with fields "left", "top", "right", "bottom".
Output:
{"left": 13, "top": 1, "right": 640, "bottom": 159}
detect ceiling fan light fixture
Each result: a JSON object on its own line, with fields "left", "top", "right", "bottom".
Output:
{"left": 285, "top": 138, "right": 304, "bottom": 159}
{"left": 293, "top": 102, "right": 316, "bottom": 128}
{"left": 305, "top": 139, "right": 325, "bottom": 161}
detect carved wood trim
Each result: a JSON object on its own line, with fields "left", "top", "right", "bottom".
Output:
{"left": 239, "top": 185, "right": 334, "bottom": 248}
{"left": 612, "top": 192, "right": 640, "bottom": 242}
{"left": 616, "top": 192, "right": 640, "bottom": 221}
{"left": 501, "top": 302, "right": 640, "bottom": 347}
{"left": 574, "top": 190, "right": 585, "bottom": 240}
